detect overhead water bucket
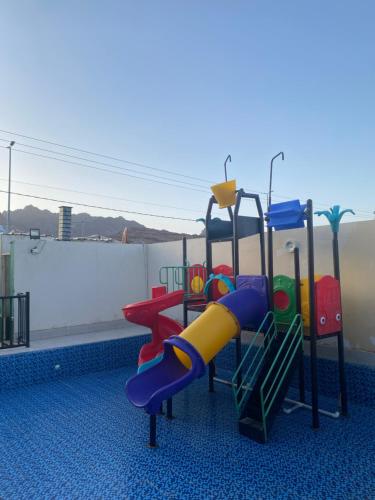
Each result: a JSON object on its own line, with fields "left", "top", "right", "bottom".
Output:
{"left": 210, "top": 179, "right": 236, "bottom": 209}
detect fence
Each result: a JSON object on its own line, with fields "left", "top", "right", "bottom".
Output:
{"left": 0, "top": 292, "right": 30, "bottom": 349}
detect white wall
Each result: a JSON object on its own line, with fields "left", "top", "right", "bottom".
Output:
{"left": 146, "top": 220, "right": 375, "bottom": 354}
{"left": 10, "top": 238, "right": 147, "bottom": 331}
{"left": 5, "top": 218, "right": 375, "bottom": 354}
{"left": 145, "top": 238, "right": 206, "bottom": 321}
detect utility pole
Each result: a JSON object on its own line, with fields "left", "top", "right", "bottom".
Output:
{"left": 7, "top": 141, "right": 15, "bottom": 233}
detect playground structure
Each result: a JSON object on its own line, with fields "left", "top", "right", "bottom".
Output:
{"left": 124, "top": 153, "right": 353, "bottom": 446}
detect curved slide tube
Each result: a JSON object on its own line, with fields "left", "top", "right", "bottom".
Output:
{"left": 126, "top": 287, "right": 265, "bottom": 414}
{"left": 123, "top": 290, "right": 184, "bottom": 368}
{"left": 126, "top": 336, "right": 205, "bottom": 414}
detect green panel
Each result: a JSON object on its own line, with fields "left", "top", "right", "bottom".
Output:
{"left": 232, "top": 312, "right": 277, "bottom": 415}
{"left": 273, "top": 275, "right": 296, "bottom": 325}
{"left": 260, "top": 314, "right": 303, "bottom": 430}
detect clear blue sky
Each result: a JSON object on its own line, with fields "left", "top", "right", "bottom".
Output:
{"left": 0, "top": 0, "right": 374, "bottom": 233}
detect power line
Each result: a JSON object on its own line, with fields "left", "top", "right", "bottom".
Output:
{"left": 0, "top": 145, "right": 210, "bottom": 194}
{"left": 0, "top": 136, "right": 372, "bottom": 219}
{"left": 0, "top": 177, "right": 204, "bottom": 214}
{"left": 0, "top": 189, "right": 197, "bottom": 222}
{"left": 0, "top": 137, "right": 210, "bottom": 190}
{"left": 0, "top": 128, "right": 215, "bottom": 184}
{"left": 269, "top": 192, "right": 373, "bottom": 217}
{"left": 0, "top": 142, "right": 273, "bottom": 203}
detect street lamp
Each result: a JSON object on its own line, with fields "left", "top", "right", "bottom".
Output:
{"left": 7, "top": 141, "right": 15, "bottom": 233}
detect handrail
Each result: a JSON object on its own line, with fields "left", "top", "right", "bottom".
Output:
{"left": 237, "top": 328, "right": 277, "bottom": 411}
{"left": 260, "top": 315, "right": 303, "bottom": 435}
{"left": 232, "top": 311, "right": 277, "bottom": 413}
{"left": 263, "top": 320, "right": 302, "bottom": 407}
{"left": 159, "top": 266, "right": 169, "bottom": 288}
{"left": 232, "top": 311, "right": 272, "bottom": 391}
{"left": 260, "top": 314, "right": 300, "bottom": 397}
{"left": 174, "top": 267, "right": 185, "bottom": 287}
{"left": 159, "top": 264, "right": 207, "bottom": 296}
{"left": 0, "top": 292, "right": 30, "bottom": 349}
{"left": 231, "top": 311, "right": 303, "bottom": 442}
{"left": 264, "top": 328, "right": 302, "bottom": 416}
{"left": 240, "top": 320, "right": 273, "bottom": 387}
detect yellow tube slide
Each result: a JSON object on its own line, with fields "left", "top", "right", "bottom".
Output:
{"left": 174, "top": 302, "right": 240, "bottom": 368}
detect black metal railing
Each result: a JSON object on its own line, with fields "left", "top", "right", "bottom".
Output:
{"left": 0, "top": 292, "right": 30, "bottom": 349}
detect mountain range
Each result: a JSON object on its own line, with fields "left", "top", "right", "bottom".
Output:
{"left": 0, "top": 205, "right": 198, "bottom": 244}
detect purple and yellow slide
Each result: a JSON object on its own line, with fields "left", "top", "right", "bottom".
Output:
{"left": 126, "top": 288, "right": 266, "bottom": 415}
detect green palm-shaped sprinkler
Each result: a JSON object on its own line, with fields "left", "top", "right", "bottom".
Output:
{"left": 315, "top": 205, "right": 354, "bottom": 418}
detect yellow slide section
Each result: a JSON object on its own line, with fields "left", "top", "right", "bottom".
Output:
{"left": 174, "top": 302, "right": 240, "bottom": 368}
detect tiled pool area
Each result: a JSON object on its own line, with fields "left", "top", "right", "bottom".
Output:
{"left": 1, "top": 337, "right": 374, "bottom": 499}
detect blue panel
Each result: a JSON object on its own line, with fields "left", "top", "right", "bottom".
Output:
{"left": 236, "top": 275, "right": 269, "bottom": 330}
{"left": 0, "top": 335, "right": 148, "bottom": 391}
{"left": 267, "top": 199, "right": 307, "bottom": 230}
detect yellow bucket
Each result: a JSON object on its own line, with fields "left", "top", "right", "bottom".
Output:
{"left": 210, "top": 179, "right": 237, "bottom": 208}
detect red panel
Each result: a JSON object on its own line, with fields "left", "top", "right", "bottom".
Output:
{"left": 315, "top": 275, "right": 342, "bottom": 335}
{"left": 188, "top": 264, "right": 207, "bottom": 296}
{"left": 212, "top": 264, "right": 234, "bottom": 300}
{"left": 151, "top": 286, "right": 167, "bottom": 299}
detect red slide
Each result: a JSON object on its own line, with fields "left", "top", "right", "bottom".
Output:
{"left": 123, "top": 288, "right": 184, "bottom": 367}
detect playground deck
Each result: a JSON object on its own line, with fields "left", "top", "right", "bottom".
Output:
{"left": 1, "top": 364, "right": 374, "bottom": 499}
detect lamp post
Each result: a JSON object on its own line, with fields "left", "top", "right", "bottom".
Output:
{"left": 7, "top": 141, "right": 15, "bottom": 233}
{"left": 268, "top": 151, "right": 284, "bottom": 208}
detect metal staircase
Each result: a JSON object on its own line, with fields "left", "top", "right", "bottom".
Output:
{"left": 232, "top": 312, "right": 303, "bottom": 443}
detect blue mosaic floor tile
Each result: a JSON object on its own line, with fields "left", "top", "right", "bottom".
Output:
{"left": 0, "top": 366, "right": 374, "bottom": 499}
{"left": 0, "top": 335, "right": 148, "bottom": 391}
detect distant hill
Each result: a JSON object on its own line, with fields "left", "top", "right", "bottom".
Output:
{"left": 0, "top": 205, "right": 198, "bottom": 244}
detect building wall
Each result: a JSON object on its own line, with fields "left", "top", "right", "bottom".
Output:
{"left": 8, "top": 238, "right": 147, "bottom": 331}
{"left": 4, "top": 218, "right": 375, "bottom": 355}
{"left": 147, "top": 220, "right": 375, "bottom": 354}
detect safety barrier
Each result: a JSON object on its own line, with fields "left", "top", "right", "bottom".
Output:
{"left": 232, "top": 311, "right": 277, "bottom": 414}
{"left": 159, "top": 264, "right": 207, "bottom": 297}
{"left": 0, "top": 293, "right": 30, "bottom": 349}
{"left": 232, "top": 312, "right": 303, "bottom": 434}
{"left": 259, "top": 314, "right": 303, "bottom": 440}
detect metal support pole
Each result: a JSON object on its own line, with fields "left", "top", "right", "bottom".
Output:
{"left": 333, "top": 232, "right": 348, "bottom": 416}
{"left": 166, "top": 398, "right": 174, "bottom": 419}
{"left": 332, "top": 233, "right": 340, "bottom": 281}
{"left": 208, "top": 361, "right": 215, "bottom": 392}
{"left": 183, "top": 303, "right": 188, "bottom": 328}
{"left": 149, "top": 414, "right": 157, "bottom": 448}
{"left": 268, "top": 152, "right": 284, "bottom": 207}
{"left": 233, "top": 195, "right": 240, "bottom": 277}
{"left": 235, "top": 334, "right": 242, "bottom": 401}
{"left": 205, "top": 201, "right": 214, "bottom": 393}
{"left": 25, "top": 291, "right": 30, "bottom": 348}
{"left": 307, "top": 199, "right": 319, "bottom": 429}
{"left": 259, "top": 220, "right": 266, "bottom": 276}
{"left": 7, "top": 142, "right": 15, "bottom": 233}
{"left": 182, "top": 237, "right": 188, "bottom": 327}
{"left": 267, "top": 227, "right": 274, "bottom": 310}
{"left": 294, "top": 248, "right": 305, "bottom": 403}
{"left": 337, "top": 332, "right": 348, "bottom": 416}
